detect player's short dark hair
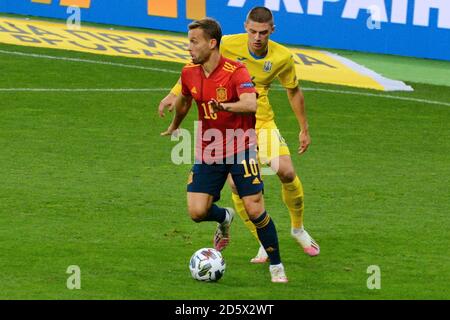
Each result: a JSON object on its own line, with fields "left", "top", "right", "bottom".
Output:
{"left": 188, "top": 18, "right": 222, "bottom": 49}
{"left": 246, "top": 6, "right": 274, "bottom": 26}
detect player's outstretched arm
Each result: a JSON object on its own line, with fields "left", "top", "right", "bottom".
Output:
{"left": 158, "top": 77, "right": 182, "bottom": 118}
{"left": 160, "top": 94, "right": 192, "bottom": 136}
{"left": 286, "top": 86, "right": 311, "bottom": 155}
{"left": 209, "top": 93, "right": 257, "bottom": 114}
{"left": 158, "top": 93, "right": 177, "bottom": 118}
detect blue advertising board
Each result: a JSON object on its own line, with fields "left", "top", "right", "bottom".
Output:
{"left": 1, "top": 0, "right": 449, "bottom": 61}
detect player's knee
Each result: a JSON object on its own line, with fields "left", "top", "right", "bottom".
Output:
{"left": 246, "top": 207, "right": 264, "bottom": 220}
{"left": 189, "top": 212, "right": 206, "bottom": 223}
{"left": 190, "top": 216, "right": 203, "bottom": 223}
{"left": 188, "top": 206, "right": 209, "bottom": 222}
{"left": 278, "top": 168, "right": 296, "bottom": 183}
{"left": 243, "top": 197, "right": 265, "bottom": 219}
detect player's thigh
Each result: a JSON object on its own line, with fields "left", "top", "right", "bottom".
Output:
{"left": 270, "top": 155, "right": 297, "bottom": 183}
{"left": 257, "top": 121, "right": 290, "bottom": 170}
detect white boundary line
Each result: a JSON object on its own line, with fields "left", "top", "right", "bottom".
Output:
{"left": 0, "top": 88, "right": 167, "bottom": 92}
{"left": 0, "top": 49, "right": 180, "bottom": 74}
{"left": 291, "top": 87, "right": 450, "bottom": 107}
{"left": 1, "top": 49, "right": 449, "bottom": 107}
{"left": 1, "top": 87, "right": 449, "bottom": 107}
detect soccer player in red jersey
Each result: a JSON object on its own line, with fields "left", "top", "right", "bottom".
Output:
{"left": 160, "top": 8, "right": 319, "bottom": 264}
{"left": 162, "top": 18, "right": 288, "bottom": 283}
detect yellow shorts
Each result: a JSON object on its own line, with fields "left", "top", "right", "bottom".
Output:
{"left": 256, "top": 120, "right": 291, "bottom": 165}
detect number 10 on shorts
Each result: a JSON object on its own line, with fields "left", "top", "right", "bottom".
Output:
{"left": 242, "top": 159, "right": 259, "bottom": 177}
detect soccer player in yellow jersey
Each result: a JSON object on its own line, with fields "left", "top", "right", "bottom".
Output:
{"left": 159, "top": 7, "right": 320, "bottom": 262}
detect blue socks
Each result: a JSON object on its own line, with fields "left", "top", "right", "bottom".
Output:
{"left": 251, "top": 211, "right": 281, "bottom": 265}
{"left": 204, "top": 204, "right": 227, "bottom": 223}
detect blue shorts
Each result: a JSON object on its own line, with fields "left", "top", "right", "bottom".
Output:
{"left": 187, "top": 149, "right": 264, "bottom": 202}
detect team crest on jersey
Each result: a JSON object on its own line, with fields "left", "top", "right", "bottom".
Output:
{"left": 263, "top": 61, "right": 273, "bottom": 73}
{"left": 216, "top": 86, "right": 227, "bottom": 102}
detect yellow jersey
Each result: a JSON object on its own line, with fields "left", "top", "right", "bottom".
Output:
{"left": 220, "top": 34, "right": 298, "bottom": 122}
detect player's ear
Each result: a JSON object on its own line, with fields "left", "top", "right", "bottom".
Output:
{"left": 271, "top": 24, "right": 275, "bottom": 34}
{"left": 210, "top": 38, "right": 218, "bottom": 50}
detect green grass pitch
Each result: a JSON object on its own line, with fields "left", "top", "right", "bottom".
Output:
{"left": 0, "top": 41, "right": 449, "bottom": 300}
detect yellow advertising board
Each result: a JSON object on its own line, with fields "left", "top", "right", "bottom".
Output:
{"left": 0, "top": 17, "right": 411, "bottom": 91}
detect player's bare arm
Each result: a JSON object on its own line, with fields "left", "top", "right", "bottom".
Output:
{"left": 209, "top": 92, "right": 257, "bottom": 114}
{"left": 158, "top": 92, "right": 177, "bottom": 117}
{"left": 160, "top": 94, "right": 192, "bottom": 136}
{"left": 158, "top": 77, "right": 182, "bottom": 118}
{"left": 286, "top": 86, "right": 311, "bottom": 154}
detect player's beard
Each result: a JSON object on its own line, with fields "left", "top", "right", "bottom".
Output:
{"left": 192, "top": 52, "right": 208, "bottom": 65}
{"left": 191, "top": 56, "right": 202, "bottom": 64}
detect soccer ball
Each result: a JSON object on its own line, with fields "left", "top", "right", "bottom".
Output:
{"left": 189, "top": 248, "right": 226, "bottom": 282}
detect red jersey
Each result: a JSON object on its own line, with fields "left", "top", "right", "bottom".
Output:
{"left": 181, "top": 56, "right": 257, "bottom": 163}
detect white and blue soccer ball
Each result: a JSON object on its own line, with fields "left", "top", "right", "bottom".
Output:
{"left": 189, "top": 248, "right": 226, "bottom": 282}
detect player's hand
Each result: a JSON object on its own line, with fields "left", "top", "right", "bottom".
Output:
{"left": 298, "top": 130, "right": 311, "bottom": 155}
{"left": 158, "top": 93, "right": 177, "bottom": 118}
{"left": 208, "top": 99, "right": 225, "bottom": 114}
{"left": 160, "top": 123, "right": 180, "bottom": 137}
